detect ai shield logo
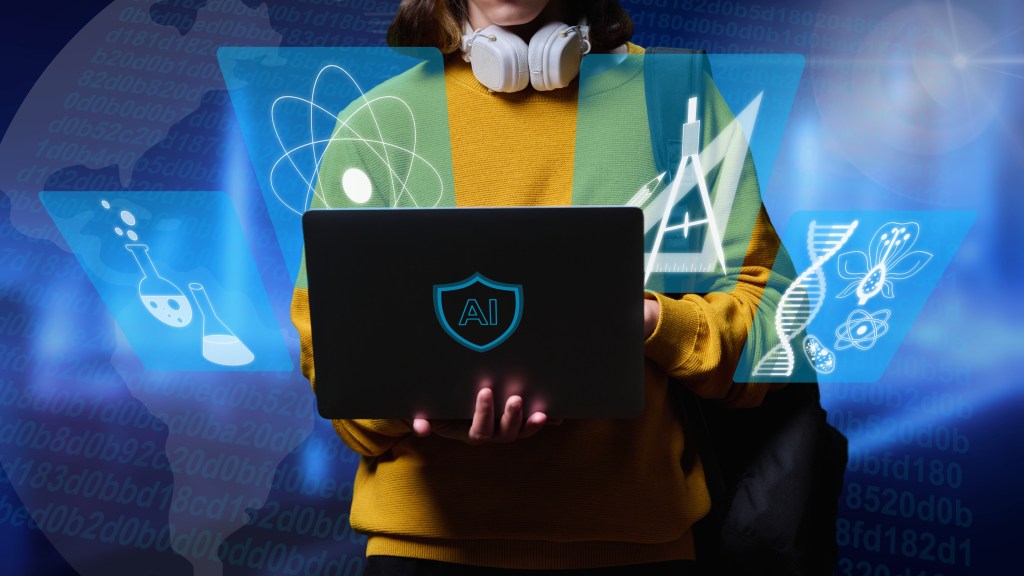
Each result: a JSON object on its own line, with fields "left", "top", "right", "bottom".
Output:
{"left": 434, "top": 273, "right": 523, "bottom": 352}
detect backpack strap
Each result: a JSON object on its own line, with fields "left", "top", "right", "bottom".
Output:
{"left": 643, "top": 47, "right": 713, "bottom": 178}
{"left": 648, "top": 49, "right": 846, "bottom": 573}
{"left": 670, "top": 381, "right": 728, "bottom": 559}
{"left": 645, "top": 45, "right": 727, "bottom": 550}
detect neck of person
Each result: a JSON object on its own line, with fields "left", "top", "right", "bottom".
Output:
{"left": 466, "top": 1, "right": 571, "bottom": 43}
{"left": 464, "top": 3, "right": 628, "bottom": 55}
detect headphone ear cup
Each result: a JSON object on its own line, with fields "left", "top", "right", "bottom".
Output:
{"left": 528, "top": 21, "right": 584, "bottom": 91}
{"left": 468, "top": 25, "right": 530, "bottom": 92}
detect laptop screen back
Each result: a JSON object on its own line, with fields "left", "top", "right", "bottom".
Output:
{"left": 303, "top": 207, "right": 644, "bottom": 419}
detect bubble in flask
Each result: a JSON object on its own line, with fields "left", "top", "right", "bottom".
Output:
{"left": 142, "top": 295, "right": 192, "bottom": 325}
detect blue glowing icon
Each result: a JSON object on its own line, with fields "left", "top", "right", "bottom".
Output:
{"left": 40, "top": 191, "right": 291, "bottom": 372}
{"left": 458, "top": 298, "right": 499, "bottom": 326}
{"left": 434, "top": 273, "right": 523, "bottom": 352}
{"left": 735, "top": 210, "right": 973, "bottom": 384}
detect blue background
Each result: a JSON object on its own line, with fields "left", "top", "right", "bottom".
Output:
{"left": 1, "top": 1, "right": 1021, "bottom": 574}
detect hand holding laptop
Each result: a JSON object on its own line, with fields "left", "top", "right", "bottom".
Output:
{"left": 411, "top": 296, "right": 658, "bottom": 444}
{"left": 644, "top": 299, "right": 660, "bottom": 338}
{"left": 412, "top": 388, "right": 561, "bottom": 444}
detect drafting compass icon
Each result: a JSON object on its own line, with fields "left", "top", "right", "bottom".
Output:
{"left": 639, "top": 93, "right": 762, "bottom": 284}
{"left": 645, "top": 96, "right": 727, "bottom": 283}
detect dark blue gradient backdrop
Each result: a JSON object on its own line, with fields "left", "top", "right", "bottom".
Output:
{"left": 1, "top": 1, "right": 1021, "bottom": 575}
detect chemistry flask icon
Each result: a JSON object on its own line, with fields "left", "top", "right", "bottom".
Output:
{"left": 188, "top": 283, "right": 255, "bottom": 366}
{"left": 125, "top": 244, "right": 193, "bottom": 327}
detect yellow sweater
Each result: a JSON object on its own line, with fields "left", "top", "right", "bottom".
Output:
{"left": 291, "top": 44, "right": 786, "bottom": 569}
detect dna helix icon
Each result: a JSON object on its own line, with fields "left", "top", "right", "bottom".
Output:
{"left": 752, "top": 220, "right": 859, "bottom": 378}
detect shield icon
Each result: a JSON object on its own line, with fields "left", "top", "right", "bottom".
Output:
{"left": 433, "top": 273, "right": 523, "bottom": 352}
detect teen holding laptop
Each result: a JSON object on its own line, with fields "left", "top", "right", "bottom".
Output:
{"left": 291, "top": 0, "right": 787, "bottom": 572}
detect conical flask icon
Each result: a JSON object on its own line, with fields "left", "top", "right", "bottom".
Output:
{"left": 188, "top": 283, "right": 254, "bottom": 366}
{"left": 125, "top": 244, "right": 193, "bottom": 327}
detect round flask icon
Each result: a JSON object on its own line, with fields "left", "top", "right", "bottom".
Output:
{"left": 125, "top": 244, "right": 193, "bottom": 327}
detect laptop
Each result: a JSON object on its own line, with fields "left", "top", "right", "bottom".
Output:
{"left": 302, "top": 207, "right": 644, "bottom": 419}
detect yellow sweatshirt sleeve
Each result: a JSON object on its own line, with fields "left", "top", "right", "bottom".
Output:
{"left": 644, "top": 206, "right": 789, "bottom": 408}
{"left": 642, "top": 70, "right": 793, "bottom": 408}
{"left": 289, "top": 92, "right": 416, "bottom": 457}
{"left": 291, "top": 285, "right": 413, "bottom": 457}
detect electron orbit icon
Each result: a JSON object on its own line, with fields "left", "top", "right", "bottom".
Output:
{"left": 834, "top": 308, "right": 891, "bottom": 352}
{"left": 270, "top": 64, "right": 445, "bottom": 213}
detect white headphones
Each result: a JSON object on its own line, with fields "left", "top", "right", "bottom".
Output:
{"left": 460, "top": 20, "right": 592, "bottom": 92}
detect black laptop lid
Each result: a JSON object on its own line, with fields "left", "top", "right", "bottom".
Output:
{"left": 303, "top": 207, "right": 644, "bottom": 419}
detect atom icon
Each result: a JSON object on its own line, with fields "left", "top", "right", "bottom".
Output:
{"left": 834, "top": 308, "right": 891, "bottom": 351}
{"left": 269, "top": 64, "right": 445, "bottom": 215}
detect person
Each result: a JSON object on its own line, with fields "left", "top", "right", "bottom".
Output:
{"left": 291, "top": 0, "right": 790, "bottom": 573}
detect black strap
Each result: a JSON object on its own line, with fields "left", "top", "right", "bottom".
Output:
{"left": 645, "top": 47, "right": 728, "bottom": 556}
{"left": 670, "top": 384, "right": 728, "bottom": 550}
{"left": 643, "top": 47, "right": 712, "bottom": 178}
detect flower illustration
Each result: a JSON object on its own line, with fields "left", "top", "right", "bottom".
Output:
{"left": 836, "top": 221, "right": 932, "bottom": 305}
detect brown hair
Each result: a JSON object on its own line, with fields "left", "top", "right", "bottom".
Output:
{"left": 386, "top": 0, "right": 634, "bottom": 55}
